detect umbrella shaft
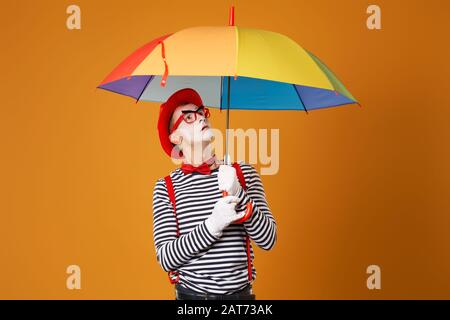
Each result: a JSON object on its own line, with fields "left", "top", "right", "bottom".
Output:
{"left": 225, "top": 76, "right": 231, "bottom": 165}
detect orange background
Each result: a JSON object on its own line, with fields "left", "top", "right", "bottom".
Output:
{"left": 1, "top": 0, "right": 449, "bottom": 299}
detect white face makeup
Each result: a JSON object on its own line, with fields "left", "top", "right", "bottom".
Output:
{"left": 169, "top": 103, "right": 214, "bottom": 147}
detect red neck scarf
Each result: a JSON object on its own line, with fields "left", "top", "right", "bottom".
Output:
{"left": 181, "top": 154, "right": 217, "bottom": 175}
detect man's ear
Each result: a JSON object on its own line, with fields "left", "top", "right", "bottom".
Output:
{"left": 169, "top": 131, "right": 182, "bottom": 145}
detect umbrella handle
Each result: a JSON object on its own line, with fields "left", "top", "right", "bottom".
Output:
{"left": 222, "top": 190, "right": 253, "bottom": 224}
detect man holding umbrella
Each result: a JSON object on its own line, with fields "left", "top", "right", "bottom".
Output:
{"left": 152, "top": 88, "right": 277, "bottom": 300}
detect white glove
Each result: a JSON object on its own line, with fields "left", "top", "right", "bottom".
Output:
{"left": 218, "top": 165, "right": 242, "bottom": 196}
{"left": 205, "top": 195, "right": 246, "bottom": 238}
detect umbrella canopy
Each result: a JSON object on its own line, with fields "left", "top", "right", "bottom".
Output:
{"left": 97, "top": 26, "right": 359, "bottom": 111}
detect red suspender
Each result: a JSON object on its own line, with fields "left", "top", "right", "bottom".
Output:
{"left": 164, "top": 176, "right": 180, "bottom": 238}
{"left": 163, "top": 162, "right": 253, "bottom": 285}
{"left": 164, "top": 176, "right": 180, "bottom": 284}
{"left": 232, "top": 163, "right": 254, "bottom": 282}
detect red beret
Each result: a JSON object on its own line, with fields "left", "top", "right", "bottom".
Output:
{"left": 157, "top": 88, "right": 204, "bottom": 159}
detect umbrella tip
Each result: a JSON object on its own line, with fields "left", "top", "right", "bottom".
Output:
{"left": 229, "top": 5, "right": 235, "bottom": 26}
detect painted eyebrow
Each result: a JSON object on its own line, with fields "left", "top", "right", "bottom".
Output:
{"left": 181, "top": 106, "right": 204, "bottom": 114}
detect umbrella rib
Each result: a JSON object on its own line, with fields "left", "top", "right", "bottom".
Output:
{"left": 293, "top": 84, "right": 309, "bottom": 114}
{"left": 135, "top": 75, "right": 154, "bottom": 104}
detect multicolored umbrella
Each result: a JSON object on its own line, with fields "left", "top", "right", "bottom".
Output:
{"left": 97, "top": 6, "right": 360, "bottom": 223}
{"left": 97, "top": 6, "right": 360, "bottom": 162}
{"left": 97, "top": 7, "right": 358, "bottom": 108}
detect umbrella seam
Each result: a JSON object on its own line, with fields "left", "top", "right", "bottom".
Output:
{"left": 135, "top": 75, "right": 155, "bottom": 104}
{"left": 234, "top": 26, "right": 239, "bottom": 80}
{"left": 219, "top": 77, "right": 223, "bottom": 111}
{"left": 292, "top": 84, "right": 308, "bottom": 114}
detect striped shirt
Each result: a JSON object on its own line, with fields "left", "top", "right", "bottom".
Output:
{"left": 152, "top": 161, "right": 277, "bottom": 294}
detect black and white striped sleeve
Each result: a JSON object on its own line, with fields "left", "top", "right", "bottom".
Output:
{"left": 152, "top": 178, "right": 220, "bottom": 272}
{"left": 235, "top": 164, "right": 277, "bottom": 250}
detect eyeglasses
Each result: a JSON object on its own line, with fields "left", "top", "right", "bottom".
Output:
{"left": 170, "top": 106, "right": 210, "bottom": 133}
